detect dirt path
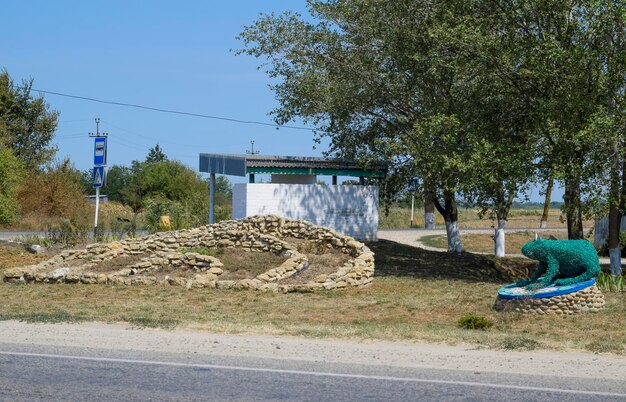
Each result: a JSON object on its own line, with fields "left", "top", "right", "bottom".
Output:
{"left": 1, "top": 320, "right": 624, "bottom": 381}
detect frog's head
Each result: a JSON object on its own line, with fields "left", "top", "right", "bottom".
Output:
{"left": 521, "top": 238, "right": 544, "bottom": 260}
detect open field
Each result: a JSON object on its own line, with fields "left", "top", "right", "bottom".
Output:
{"left": 1, "top": 240, "right": 624, "bottom": 354}
{"left": 379, "top": 207, "right": 594, "bottom": 230}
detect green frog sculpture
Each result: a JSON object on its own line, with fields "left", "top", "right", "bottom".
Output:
{"left": 515, "top": 238, "right": 601, "bottom": 289}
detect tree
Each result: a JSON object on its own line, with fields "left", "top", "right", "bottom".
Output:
{"left": 0, "top": 145, "right": 24, "bottom": 225}
{"left": 590, "top": 2, "right": 626, "bottom": 277}
{"left": 239, "top": 0, "right": 624, "bottom": 257}
{"left": 0, "top": 70, "right": 59, "bottom": 169}
{"left": 238, "top": 1, "right": 474, "bottom": 252}
{"left": 145, "top": 143, "right": 167, "bottom": 164}
{"left": 213, "top": 175, "right": 232, "bottom": 206}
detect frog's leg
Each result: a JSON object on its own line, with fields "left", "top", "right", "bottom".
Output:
{"left": 554, "top": 265, "right": 601, "bottom": 286}
{"left": 516, "top": 260, "right": 547, "bottom": 287}
{"left": 537, "top": 255, "right": 560, "bottom": 287}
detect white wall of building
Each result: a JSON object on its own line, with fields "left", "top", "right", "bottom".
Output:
{"left": 232, "top": 183, "right": 379, "bottom": 241}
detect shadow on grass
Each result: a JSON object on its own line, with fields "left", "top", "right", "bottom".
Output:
{"left": 367, "top": 240, "right": 535, "bottom": 283}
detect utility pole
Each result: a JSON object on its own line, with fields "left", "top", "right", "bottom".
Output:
{"left": 89, "top": 118, "right": 108, "bottom": 239}
{"left": 246, "top": 140, "right": 260, "bottom": 155}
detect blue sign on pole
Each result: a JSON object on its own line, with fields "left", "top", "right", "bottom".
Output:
{"left": 93, "top": 166, "right": 105, "bottom": 188}
{"left": 94, "top": 137, "right": 107, "bottom": 165}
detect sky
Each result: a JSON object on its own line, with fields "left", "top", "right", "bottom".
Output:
{"left": 1, "top": 0, "right": 559, "bottom": 202}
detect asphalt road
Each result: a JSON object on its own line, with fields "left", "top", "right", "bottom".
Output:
{"left": 0, "top": 343, "right": 625, "bottom": 402}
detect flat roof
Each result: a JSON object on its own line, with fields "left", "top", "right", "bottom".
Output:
{"left": 199, "top": 153, "right": 386, "bottom": 178}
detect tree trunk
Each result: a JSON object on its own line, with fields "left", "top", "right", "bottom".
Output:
{"left": 564, "top": 178, "right": 584, "bottom": 239}
{"left": 494, "top": 219, "right": 506, "bottom": 257}
{"left": 445, "top": 221, "right": 462, "bottom": 253}
{"left": 608, "top": 140, "right": 623, "bottom": 276}
{"left": 433, "top": 191, "right": 463, "bottom": 253}
{"left": 540, "top": 176, "right": 553, "bottom": 229}
{"left": 424, "top": 196, "right": 435, "bottom": 230}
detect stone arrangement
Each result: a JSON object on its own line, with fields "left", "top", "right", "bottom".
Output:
{"left": 3, "top": 215, "right": 375, "bottom": 292}
{"left": 493, "top": 284, "right": 605, "bottom": 314}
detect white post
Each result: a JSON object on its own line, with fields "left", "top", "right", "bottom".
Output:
{"left": 209, "top": 173, "right": 215, "bottom": 224}
{"left": 93, "top": 187, "right": 100, "bottom": 239}
{"left": 410, "top": 194, "right": 415, "bottom": 227}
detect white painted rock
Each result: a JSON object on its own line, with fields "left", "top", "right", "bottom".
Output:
{"left": 47, "top": 267, "right": 70, "bottom": 280}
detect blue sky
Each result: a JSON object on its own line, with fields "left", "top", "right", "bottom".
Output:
{"left": 1, "top": 0, "right": 558, "bottom": 202}
{"left": 1, "top": 1, "right": 316, "bottom": 172}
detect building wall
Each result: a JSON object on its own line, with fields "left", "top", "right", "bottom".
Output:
{"left": 232, "top": 183, "right": 379, "bottom": 241}
{"left": 270, "top": 174, "right": 317, "bottom": 184}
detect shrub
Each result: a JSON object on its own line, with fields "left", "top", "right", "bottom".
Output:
{"left": 18, "top": 159, "right": 90, "bottom": 226}
{"left": 0, "top": 146, "right": 25, "bottom": 225}
{"left": 46, "top": 219, "right": 90, "bottom": 246}
{"left": 457, "top": 314, "right": 494, "bottom": 330}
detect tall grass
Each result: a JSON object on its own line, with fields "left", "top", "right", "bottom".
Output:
{"left": 597, "top": 272, "right": 625, "bottom": 292}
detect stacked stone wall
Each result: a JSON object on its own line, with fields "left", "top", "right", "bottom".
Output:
{"left": 4, "top": 215, "right": 375, "bottom": 292}
{"left": 494, "top": 285, "right": 605, "bottom": 314}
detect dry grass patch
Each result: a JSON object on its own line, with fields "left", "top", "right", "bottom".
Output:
{"left": 421, "top": 231, "right": 571, "bottom": 254}
{"left": 380, "top": 207, "right": 593, "bottom": 230}
{"left": 1, "top": 239, "right": 623, "bottom": 353}
{"left": 0, "top": 243, "right": 49, "bottom": 272}
{"left": 0, "top": 276, "right": 623, "bottom": 352}
{"left": 213, "top": 249, "right": 289, "bottom": 280}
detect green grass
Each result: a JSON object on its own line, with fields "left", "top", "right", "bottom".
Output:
{"left": 597, "top": 272, "right": 626, "bottom": 292}
{"left": 457, "top": 314, "right": 494, "bottom": 330}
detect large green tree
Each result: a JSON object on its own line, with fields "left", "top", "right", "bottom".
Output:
{"left": 239, "top": 1, "right": 476, "bottom": 252}
{"left": 239, "top": 0, "right": 624, "bottom": 258}
{"left": 0, "top": 70, "right": 59, "bottom": 169}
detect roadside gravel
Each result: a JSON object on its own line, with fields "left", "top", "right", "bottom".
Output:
{"left": 1, "top": 320, "right": 625, "bottom": 381}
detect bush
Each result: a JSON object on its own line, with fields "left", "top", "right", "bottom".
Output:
{"left": 47, "top": 219, "right": 89, "bottom": 246}
{"left": 18, "top": 159, "right": 90, "bottom": 226}
{"left": 457, "top": 314, "right": 494, "bottom": 330}
{"left": 0, "top": 146, "right": 25, "bottom": 225}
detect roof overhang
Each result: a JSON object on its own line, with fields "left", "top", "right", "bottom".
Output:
{"left": 199, "top": 153, "right": 386, "bottom": 178}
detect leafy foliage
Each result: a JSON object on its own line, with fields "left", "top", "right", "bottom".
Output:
{"left": 0, "top": 70, "right": 59, "bottom": 169}
{"left": 97, "top": 147, "right": 233, "bottom": 231}
{"left": 145, "top": 143, "right": 167, "bottom": 164}
{"left": 238, "top": 0, "right": 626, "bottom": 255}
{"left": 0, "top": 145, "right": 24, "bottom": 225}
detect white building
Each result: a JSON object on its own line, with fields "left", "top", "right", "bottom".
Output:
{"left": 199, "top": 154, "right": 386, "bottom": 241}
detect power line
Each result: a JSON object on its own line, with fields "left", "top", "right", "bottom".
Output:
{"left": 28, "top": 87, "right": 321, "bottom": 133}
